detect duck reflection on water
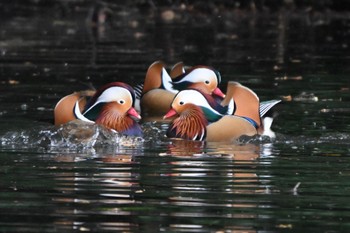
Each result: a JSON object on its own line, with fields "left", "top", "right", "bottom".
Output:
{"left": 158, "top": 139, "right": 265, "bottom": 232}
{"left": 51, "top": 152, "right": 142, "bottom": 231}
{"left": 47, "top": 123, "right": 274, "bottom": 233}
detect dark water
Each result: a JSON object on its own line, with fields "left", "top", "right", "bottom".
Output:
{"left": 1, "top": 2, "right": 350, "bottom": 232}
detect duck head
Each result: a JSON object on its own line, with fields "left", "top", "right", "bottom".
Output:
{"left": 74, "top": 82, "right": 142, "bottom": 136}
{"left": 164, "top": 89, "right": 229, "bottom": 141}
{"left": 165, "top": 89, "right": 228, "bottom": 122}
{"left": 171, "top": 66, "right": 225, "bottom": 99}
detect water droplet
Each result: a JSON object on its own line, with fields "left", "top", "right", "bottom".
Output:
{"left": 20, "top": 104, "right": 28, "bottom": 110}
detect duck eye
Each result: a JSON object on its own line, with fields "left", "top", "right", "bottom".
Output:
{"left": 119, "top": 99, "right": 125, "bottom": 104}
{"left": 179, "top": 101, "right": 184, "bottom": 105}
{"left": 205, "top": 80, "right": 210, "bottom": 84}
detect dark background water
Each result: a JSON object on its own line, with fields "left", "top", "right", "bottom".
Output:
{"left": 0, "top": 1, "right": 350, "bottom": 232}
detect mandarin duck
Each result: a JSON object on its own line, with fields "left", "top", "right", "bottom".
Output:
{"left": 163, "top": 85, "right": 280, "bottom": 142}
{"left": 163, "top": 89, "right": 257, "bottom": 141}
{"left": 168, "top": 64, "right": 279, "bottom": 122}
{"left": 138, "top": 60, "right": 225, "bottom": 119}
{"left": 54, "top": 82, "right": 142, "bottom": 136}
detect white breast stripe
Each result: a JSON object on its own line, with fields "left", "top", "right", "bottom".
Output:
{"left": 199, "top": 128, "right": 205, "bottom": 141}
{"left": 161, "top": 68, "right": 178, "bottom": 93}
{"left": 74, "top": 99, "right": 94, "bottom": 123}
{"left": 227, "top": 99, "right": 234, "bottom": 115}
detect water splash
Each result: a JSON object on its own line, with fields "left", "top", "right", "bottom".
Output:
{"left": 1, "top": 119, "right": 348, "bottom": 157}
{"left": 0, "top": 120, "right": 146, "bottom": 151}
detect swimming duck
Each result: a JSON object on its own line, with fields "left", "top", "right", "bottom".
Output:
{"left": 163, "top": 86, "right": 280, "bottom": 142}
{"left": 163, "top": 89, "right": 257, "bottom": 141}
{"left": 54, "top": 82, "right": 142, "bottom": 136}
{"left": 139, "top": 61, "right": 225, "bottom": 118}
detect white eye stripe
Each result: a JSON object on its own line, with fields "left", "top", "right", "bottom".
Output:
{"left": 175, "top": 90, "right": 207, "bottom": 106}
{"left": 175, "top": 68, "right": 217, "bottom": 84}
{"left": 192, "top": 128, "right": 205, "bottom": 141}
{"left": 97, "top": 87, "right": 131, "bottom": 103}
{"left": 174, "top": 90, "right": 223, "bottom": 116}
{"left": 84, "top": 87, "right": 132, "bottom": 114}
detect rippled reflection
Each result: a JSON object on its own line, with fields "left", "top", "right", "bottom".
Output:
{"left": 24, "top": 136, "right": 276, "bottom": 232}
{"left": 142, "top": 140, "right": 269, "bottom": 232}
{"left": 51, "top": 153, "right": 142, "bottom": 231}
